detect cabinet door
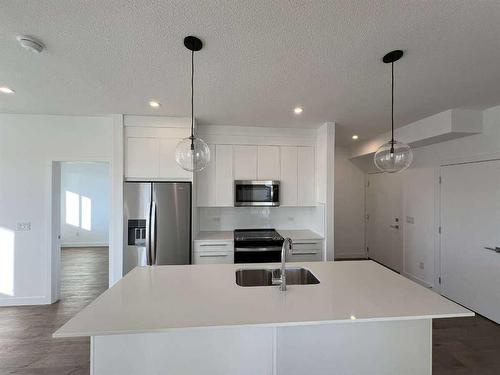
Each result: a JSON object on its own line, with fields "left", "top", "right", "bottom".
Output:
{"left": 159, "top": 138, "right": 193, "bottom": 180}
{"left": 196, "top": 144, "right": 216, "bottom": 206}
{"left": 215, "top": 145, "right": 234, "bottom": 206}
{"left": 257, "top": 146, "right": 280, "bottom": 180}
{"left": 280, "top": 146, "right": 298, "bottom": 206}
{"left": 297, "top": 147, "right": 315, "bottom": 206}
{"left": 126, "top": 137, "right": 160, "bottom": 178}
{"left": 233, "top": 145, "right": 257, "bottom": 180}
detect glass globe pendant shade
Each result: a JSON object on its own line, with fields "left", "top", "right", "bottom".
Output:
{"left": 175, "top": 136, "right": 211, "bottom": 172}
{"left": 374, "top": 140, "right": 413, "bottom": 173}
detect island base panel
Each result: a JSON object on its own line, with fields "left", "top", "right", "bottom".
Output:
{"left": 91, "top": 320, "right": 431, "bottom": 375}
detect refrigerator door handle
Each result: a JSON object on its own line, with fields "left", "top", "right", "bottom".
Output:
{"left": 147, "top": 200, "right": 153, "bottom": 265}
{"left": 151, "top": 201, "right": 158, "bottom": 265}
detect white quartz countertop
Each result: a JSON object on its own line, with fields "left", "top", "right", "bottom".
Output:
{"left": 54, "top": 261, "right": 472, "bottom": 338}
{"left": 195, "top": 229, "right": 323, "bottom": 241}
{"left": 195, "top": 231, "right": 234, "bottom": 241}
{"left": 277, "top": 229, "right": 323, "bottom": 240}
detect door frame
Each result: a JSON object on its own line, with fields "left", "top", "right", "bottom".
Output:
{"left": 47, "top": 158, "right": 113, "bottom": 303}
{"left": 437, "top": 151, "right": 500, "bottom": 296}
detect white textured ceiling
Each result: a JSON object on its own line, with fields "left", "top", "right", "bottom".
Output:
{"left": 1, "top": 1, "right": 500, "bottom": 144}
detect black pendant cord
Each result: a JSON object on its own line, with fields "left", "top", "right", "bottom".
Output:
{"left": 390, "top": 61, "right": 395, "bottom": 154}
{"left": 190, "top": 49, "right": 195, "bottom": 150}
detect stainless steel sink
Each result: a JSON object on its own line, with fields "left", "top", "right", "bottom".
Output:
{"left": 235, "top": 268, "right": 320, "bottom": 287}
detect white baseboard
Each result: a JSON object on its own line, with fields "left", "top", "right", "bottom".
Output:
{"left": 402, "top": 271, "right": 434, "bottom": 289}
{"left": 61, "top": 242, "right": 109, "bottom": 248}
{"left": 0, "top": 295, "right": 50, "bottom": 306}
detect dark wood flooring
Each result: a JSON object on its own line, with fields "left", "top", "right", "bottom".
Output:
{"left": 1, "top": 249, "right": 499, "bottom": 374}
{"left": 433, "top": 315, "right": 500, "bottom": 375}
{"left": 0, "top": 247, "right": 108, "bottom": 375}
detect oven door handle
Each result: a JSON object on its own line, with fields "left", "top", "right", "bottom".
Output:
{"left": 235, "top": 247, "right": 282, "bottom": 252}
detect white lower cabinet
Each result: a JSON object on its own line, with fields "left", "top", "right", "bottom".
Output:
{"left": 193, "top": 240, "right": 234, "bottom": 264}
{"left": 288, "top": 240, "right": 323, "bottom": 262}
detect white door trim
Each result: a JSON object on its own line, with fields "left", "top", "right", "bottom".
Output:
{"left": 437, "top": 152, "right": 500, "bottom": 295}
{"left": 46, "top": 158, "right": 113, "bottom": 303}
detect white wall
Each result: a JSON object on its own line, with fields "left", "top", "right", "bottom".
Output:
{"left": 0, "top": 114, "right": 115, "bottom": 306}
{"left": 316, "top": 123, "right": 335, "bottom": 260}
{"left": 198, "top": 206, "right": 325, "bottom": 235}
{"left": 358, "top": 105, "right": 500, "bottom": 288}
{"left": 334, "top": 146, "right": 366, "bottom": 259}
{"left": 60, "top": 162, "right": 110, "bottom": 247}
{"left": 400, "top": 105, "right": 500, "bottom": 288}
{"left": 402, "top": 168, "right": 436, "bottom": 287}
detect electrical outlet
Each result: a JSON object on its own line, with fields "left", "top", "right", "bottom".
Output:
{"left": 16, "top": 222, "right": 31, "bottom": 231}
{"left": 419, "top": 262, "right": 424, "bottom": 270}
{"left": 212, "top": 217, "right": 221, "bottom": 223}
{"left": 406, "top": 216, "right": 415, "bottom": 224}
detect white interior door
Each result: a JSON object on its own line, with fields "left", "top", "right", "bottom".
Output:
{"left": 440, "top": 160, "right": 500, "bottom": 323}
{"left": 366, "top": 173, "right": 403, "bottom": 272}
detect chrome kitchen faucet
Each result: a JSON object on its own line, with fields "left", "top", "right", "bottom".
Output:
{"left": 273, "top": 237, "right": 293, "bottom": 291}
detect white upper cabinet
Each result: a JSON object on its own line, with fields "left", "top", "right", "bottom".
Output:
{"left": 215, "top": 145, "right": 234, "bottom": 206}
{"left": 233, "top": 145, "right": 257, "bottom": 180}
{"left": 191, "top": 143, "right": 315, "bottom": 208}
{"left": 196, "top": 144, "right": 216, "bottom": 207}
{"left": 280, "top": 146, "right": 298, "bottom": 206}
{"left": 126, "top": 137, "right": 160, "bottom": 178}
{"left": 257, "top": 146, "right": 280, "bottom": 180}
{"left": 159, "top": 138, "right": 193, "bottom": 180}
{"left": 124, "top": 120, "right": 192, "bottom": 180}
{"left": 297, "top": 146, "right": 316, "bottom": 206}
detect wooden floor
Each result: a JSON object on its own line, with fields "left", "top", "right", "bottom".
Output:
{"left": 0, "top": 249, "right": 499, "bottom": 374}
{"left": 0, "top": 247, "right": 108, "bottom": 375}
{"left": 433, "top": 315, "right": 500, "bottom": 375}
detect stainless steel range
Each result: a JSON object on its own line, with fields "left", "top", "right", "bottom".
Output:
{"left": 234, "top": 229, "right": 284, "bottom": 263}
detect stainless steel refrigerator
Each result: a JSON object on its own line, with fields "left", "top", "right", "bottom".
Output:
{"left": 123, "top": 182, "right": 191, "bottom": 275}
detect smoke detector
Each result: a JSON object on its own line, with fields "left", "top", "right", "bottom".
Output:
{"left": 16, "top": 35, "right": 45, "bottom": 53}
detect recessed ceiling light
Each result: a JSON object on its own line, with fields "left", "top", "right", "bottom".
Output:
{"left": 294, "top": 106, "right": 303, "bottom": 114}
{"left": 0, "top": 86, "right": 15, "bottom": 94}
{"left": 352, "top": 134, "right": 359, "bottom": 140}
{"left": 149, "top": 100, "right": 160, "bottom": 108}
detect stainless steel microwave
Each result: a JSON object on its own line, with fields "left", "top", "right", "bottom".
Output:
{"left": 234, "top": 180, "right": 280, "bottom": 207}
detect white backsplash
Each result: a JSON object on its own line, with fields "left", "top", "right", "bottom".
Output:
{"left": 198, "top": 206, "right": 325, "bottom": 234}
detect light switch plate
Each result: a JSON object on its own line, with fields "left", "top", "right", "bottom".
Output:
{"left": 16, "top": 222, "right": 31, "bottom": 231}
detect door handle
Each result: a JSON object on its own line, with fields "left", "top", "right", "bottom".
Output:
{"left": 151, "top": 201, "right": 157, "bottom": 265}
{"left": 199, "top": 253, "right": 228, "bottom": 258}
{"left": 484, "top": 246, "right": 500, "bottom": 253}
{"left": 390, "top": 225, "right": 400, "bottom": 229}
{"left": 147, "top": 200, "right": 153, "bottom": 265}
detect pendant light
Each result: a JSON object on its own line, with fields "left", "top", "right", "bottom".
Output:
{"left": 374, "top": 50, "right": 413, "bottom": 173}
{"left": 175, "top": 36, "right": 211, "bottom": 172}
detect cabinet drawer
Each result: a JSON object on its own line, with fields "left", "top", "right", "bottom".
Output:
{"left": 292, "top": 241, "right": 322, "bottom": 251}
{"left": 193, "top": 251, "right": 234, "bottom": 264}
{"left": 288, "top": 240, "right": 323, "bottom": 262}
{"left": 194, "top": 240, "right": 234, "bottom": 252}
{"left": 288, "top": 251, "right": 322, "bottom": 262}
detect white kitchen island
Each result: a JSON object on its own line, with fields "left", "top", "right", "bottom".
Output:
{"left": 54, "top": 261, "right": 472, "bottom": 375}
